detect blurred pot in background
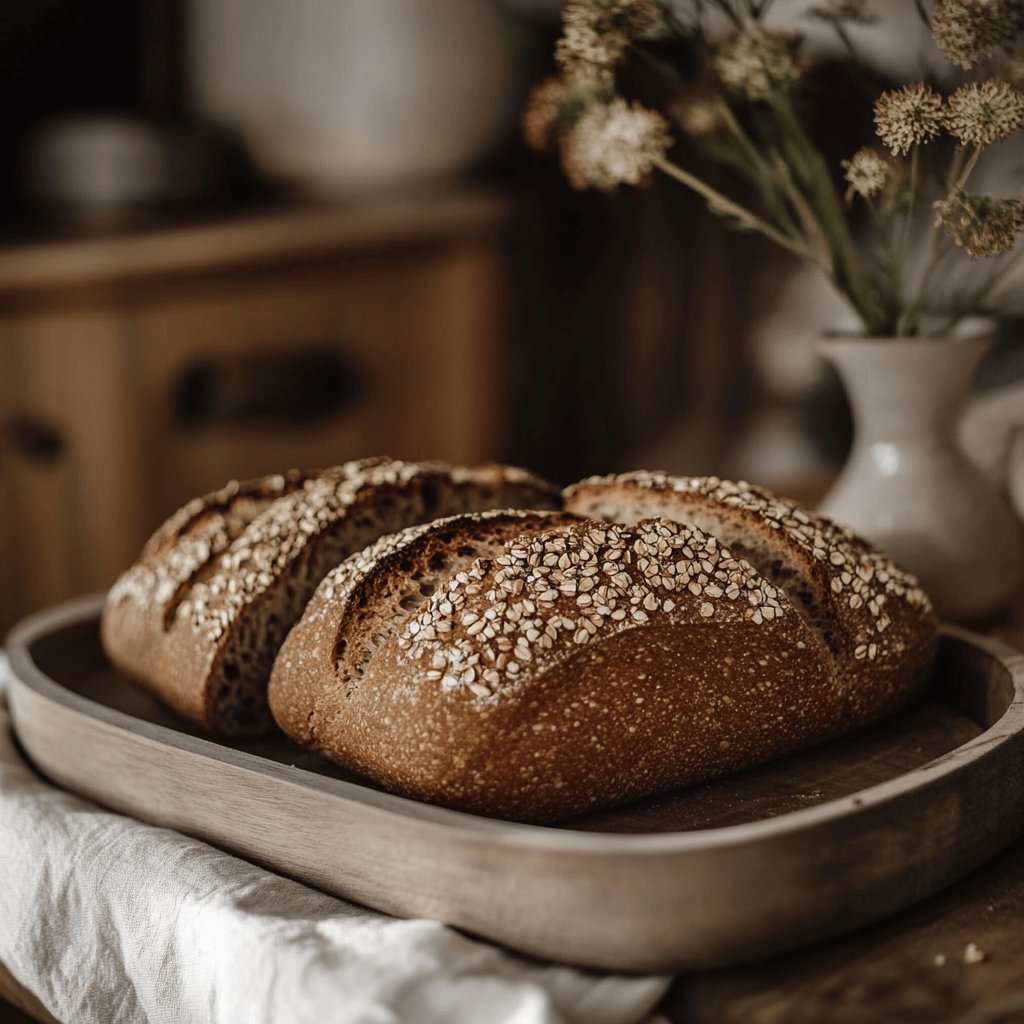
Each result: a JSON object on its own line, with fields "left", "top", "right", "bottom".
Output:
{"left": 189, "top": 0, "right": 525, "bottom": 195}
{"left": 19, "top": 113, "right": 250, "bottom": 226}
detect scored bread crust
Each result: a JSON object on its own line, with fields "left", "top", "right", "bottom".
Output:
{"left": 100, "top": 466, "right": 316, "bottom": 721}
{"left": 269, "top": 508, "right": 582, "bottom": 748}
{"left": 271, "top": 511, "right": 840, "bottom": 822}
{"left": 563, "top": 472, "right": 939, "bottom": 730}
{"left": 102, "top": 459, "right": 561, "bottom": 737}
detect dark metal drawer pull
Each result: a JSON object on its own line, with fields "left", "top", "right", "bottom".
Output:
{"left": 1, "top": 415, "right": 67, "bottom": 464}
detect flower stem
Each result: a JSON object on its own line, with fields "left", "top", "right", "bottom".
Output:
{"left": 714, "top": 101, "right": 801, "bottom": 237}
{"left": 704, "top": 0, "right": 745, "bottom": 30}
{"left": 770, "top": 92, "right": 888, "bottom": 333}
{"left": 938, "top": 255, "right": 1022, "bottom": 335}
{"left": 901, "top": 144, "right": 985, "bottom": 334}
{"left": 653, "top": 155, "right": 815, "bottom": 261}
{"left": 893, "top": 144, "right": 919, "bottom": 318}
{"left": 952, "top": 144, "right": 983, "bottom": 192}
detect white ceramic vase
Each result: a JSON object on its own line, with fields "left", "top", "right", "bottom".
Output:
{"left": 818, "top": 331, "right": 1023, "bottom": 622}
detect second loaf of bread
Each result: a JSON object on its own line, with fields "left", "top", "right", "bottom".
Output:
{"left": 101, "top": 458, "right": 561, "bottom": 736}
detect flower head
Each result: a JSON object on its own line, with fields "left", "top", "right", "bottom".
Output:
{"left": 945, "top": 79, "right": 1024, "bottom": 144}
{"left": 556, "top": 26, "right": 625, "bottom": 78}
{"left": 806, "top": 0, "right": 879, "bottom": 25}
{"left": 934, "top": 192, "right": 1024, "bottom": 257}
{"left": 714, "top": 30, "right": 802, "bottom": 102}
{"left": 673, "top": 94, "right": 725, "bottom": 139}
{"left": 522, "top": 76, "right": 609, "bottom": 151}
{"left": 523, "top": 78, "right": 568, "bottom": 151}
{"left": 561, "top": 99, "right": 672, "bottom": 191}
{"left": 563, "top": 0, "right": 658, "bottom": 38}
{"left": 841, "top": 147, "right": 891, "bottom": 201}
{"left": 932, "top": 0, "right": 1024, "bottom": 70}
{"left": 556, "top": 0, "right": 658, "bottom": 76}
{"left": 874, "top": 83, "right": 945, "bottom": 155}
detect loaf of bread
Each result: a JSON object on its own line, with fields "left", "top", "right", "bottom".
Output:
{"left": 101, "top": 458, "right": 561, "bottom": 736}
{"left": 269, "top": 476, "right": 937, "bottom": 822}
{"left": 564, "top": 472, "right": 939, "bottom": 731}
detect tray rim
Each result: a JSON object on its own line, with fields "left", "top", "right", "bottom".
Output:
{"left": 8, "top": 593, "right": 1024, "bottom": 853}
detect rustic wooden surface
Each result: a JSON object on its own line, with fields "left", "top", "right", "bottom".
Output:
{"left": 667, "top": 838, "right": 1024, "bottom": 1024}
{"left": 5, "top": 594, "right": 1024, "bottom": 1022}
{"left": 666, "top": 591, "right": 1024, "bottom": 1024}
{"left": 8, "top": 599, "right": 1024, "bottom": 973}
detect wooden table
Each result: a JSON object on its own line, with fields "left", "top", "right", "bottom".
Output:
{"left": 4, "top": 599, "right": 1024, "bottom": 1023}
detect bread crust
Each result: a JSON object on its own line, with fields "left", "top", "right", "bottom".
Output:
{"left": 100, "top": 468, "right": 313, "bottom": 725}
{"left": 564, "top": 473, "right": 939, "bottom": 730}
{"left": 269, "top": 508, "right": 582, "bottom": 747}
{"left": 102, "top": 459, "right": 561, "bottom": 736}
{"left": 273, "top": 512, "right": 839, "bottom": 822}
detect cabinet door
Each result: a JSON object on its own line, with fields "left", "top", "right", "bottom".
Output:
{"left": 1, "top": 310, "right": 140, "bottom": 621}
{"left": 131, "top": 239, "right": 504, "bottom": 525}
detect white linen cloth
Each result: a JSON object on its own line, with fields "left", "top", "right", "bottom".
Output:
{"left": 0, "top": 656, "right": 671, "bottom": 1024}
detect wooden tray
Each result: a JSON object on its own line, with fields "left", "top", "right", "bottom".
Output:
{"left": 7, "top": 595, "right": 1024, "bottom": 973}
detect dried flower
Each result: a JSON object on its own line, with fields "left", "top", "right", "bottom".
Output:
{"left": 932, "top": 0, "right": 1024, "bottom": 70}
{"left": 934, "top": 192, "right": 1024, "bottom": 257}
{"left": 526, "top": 0, "right": 1024, "bottom": 335}
{"left": 673, "top": 94, "right": 725, "bottom": 138}
{"left": 556, "top": 27, "right": 623, "bottom": 78}
{"left": 805, "top": 0, "right": 879, "bottom": 25}
{"left": 842, "top": 148, "right": 891, "bottom": 200}
{"left": 523, "top": 76, "right": 608, "bottom": 151}
{"left": 874, "top": 83, "right": 945, "bottom": 155}
{"left": 565, "top": 0, "right": 658, "bottom": 38}
{"left": 714, "top": 31, "right": 802, "bottom": 102}
{"left": 945, "top": 79, "right": 1024, "bottom": 145}
{"left": 556, "top": 0, "right": 658, "bottom": 75}
{"left": 561, "top": 98, "right": 671, "bottom": 191}
{"left": 524, "top": 78, "right": 569, "bottom": 151}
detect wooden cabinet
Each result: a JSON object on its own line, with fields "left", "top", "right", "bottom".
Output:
{"left": 0, "top": 192, "right": 509, "bottom": 630}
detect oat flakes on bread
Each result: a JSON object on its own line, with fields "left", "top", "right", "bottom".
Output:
{"left": 564, "top": 472, "right": 939, "bottom": 730}
{"left": 271, "top": 508, "right": 843, "bottom": 822}
{"left": 101, "top": 458, "right": 561, "bottom": 736}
